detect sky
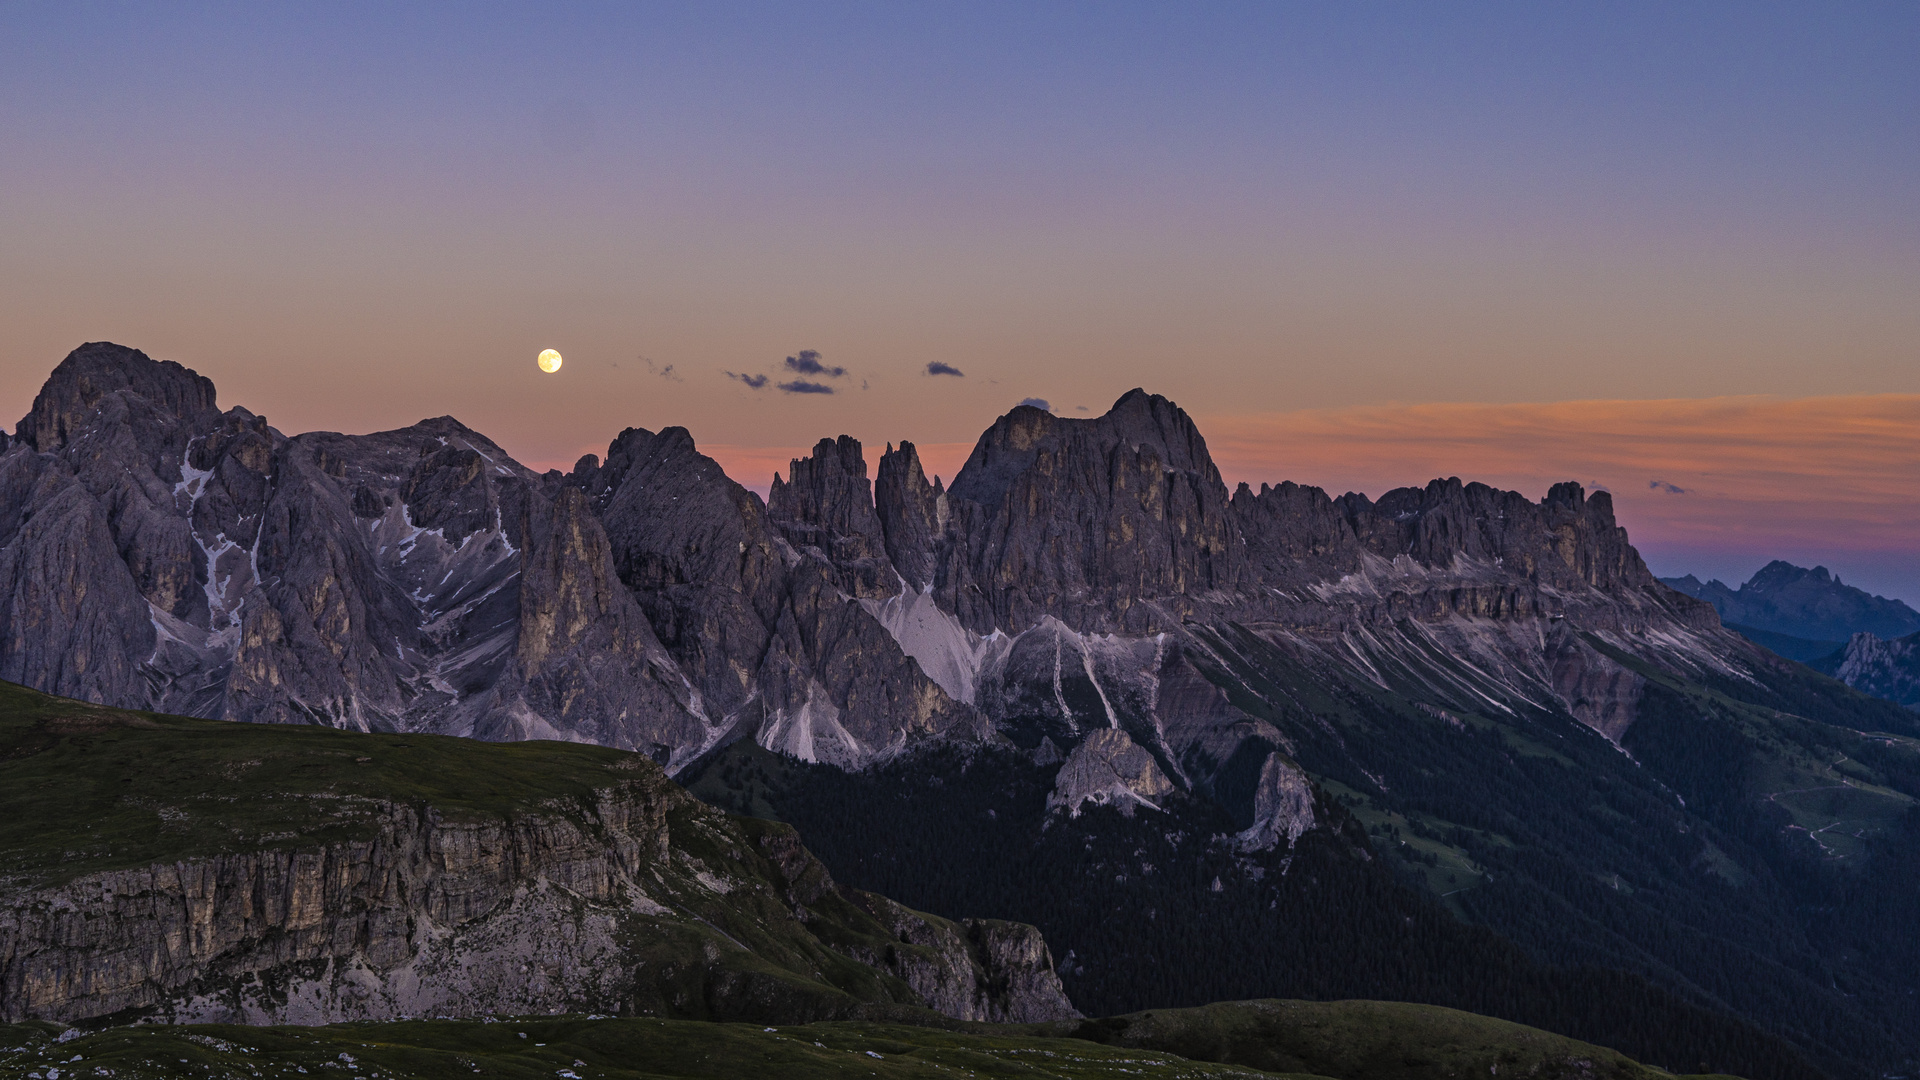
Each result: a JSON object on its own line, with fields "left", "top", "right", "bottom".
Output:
{"left": 2, "top": 3, "right": 1916, "bottom": 601}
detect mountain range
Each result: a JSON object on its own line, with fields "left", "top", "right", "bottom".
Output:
{"left": 1661, "top": 564, "right": 1920, "bottom": 709}
{"left": 4, "top": 342, "right": 1919, "bottom": 1078}
{"left": 1662, "top": 562, "right": 1920, "bottom": 658}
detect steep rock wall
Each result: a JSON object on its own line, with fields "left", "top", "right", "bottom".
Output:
{"left": 0, "top": 769, "right": 1074, "bottom": 1025}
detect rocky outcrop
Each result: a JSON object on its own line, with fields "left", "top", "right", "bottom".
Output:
{"left": 1047, "top": 728, "right": 1175, "bottom": 818}
{"left": 849, "top": 899, "right": 1080, "bottom": 1023}
{"left": 1235, "top": 754, "right": 1317, "bottom": 851}
{"left": 1822, "top": 630, "right": 1920, "bottom": 710}
{"left": 874, "top": 440, "right": 946, "bottom": 592}
{"left": 751, "top": 825, "right": 1076, "bottom": 1023}
{"left": 0, "top": 724, "right": 1073, "bottom": 1026}
{"left": 767, "top": 436, "right": 895, "bottom": 598}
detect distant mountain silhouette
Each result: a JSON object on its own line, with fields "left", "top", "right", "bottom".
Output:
{"left": 1661, "top": 560, "right": 1920, "bottom": 644}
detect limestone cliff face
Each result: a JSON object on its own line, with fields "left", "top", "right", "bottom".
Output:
{"left": 0, "top": 344, "right": 1793, "bottom": 834}
{"left": 0, "top": 759, "right": 1074, "bottom": 1026}
{"left": 1824, "top": 630, "right": 1920, "bottom": 710}
{"left": 483, "top": 486, "right": 711, "bottom": 762}
{"left": 0, "top": 344, "right": 709, "bottom": 752}
{"left": 874, "top": 441, "right": 945, "bottom": 592}
{"left": 1048, "top": 729, "right": 1175, "bottom": 818}
{"left": 767, "top": 436, "right": 895, "bottom": 599}
{"left": 1235, "top": 755, "right": 1318, "bottom": 851}
{"left": 0, "top": 781, "right": 667, "bottom": 1024}
{"left": 750, "top": 826, "right": 1077, "bottom": 1024}
{"left": 575, "top": 425, "right": 986, "bottom": 769}
{"left": 937, "top": 392, "right": 1243, "bottom": 636}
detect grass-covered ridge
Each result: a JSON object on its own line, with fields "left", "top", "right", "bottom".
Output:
{"left": 0, "top": 1002, "right": 1743, "bottom": 1080}
{"left": 0, "top": 678, "right": 1067, "bottom": 1026}
{"left": 1043, "top": 999, "right": 1742, "bottom": 1079}
{"left": 0, "top": 678, "right": 654, "bottom": 888}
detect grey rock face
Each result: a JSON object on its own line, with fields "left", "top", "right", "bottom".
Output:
{"left": 16, "top": 341, "right": 219, "bottom": 455}
{"left": 874, "top": 440, "right": 945, "bottom": 591}
{"left": 1047, "top": 728, "right": 1175, "bottom": 818}
{"left": 0, "top": 757, "right": 1074, "bottom": 1026}
{"left": 752, "top": 825, "right": 1076, "bottom": 1023}
{"left": 1234, "top": 475, "right": 1664, "bottom": 599}
{"left": 0, "top": 785, "right": 669, "bottom": 1024}
{"left": 1235, "top": 753, "right": 1318, "bottom": 851}
{"left": 484, "top": 486, "right": 711, "bottom": 761}
{"left": 0, "top": 344, "right": 707, "bottom": 754}
{"left": 936, "top": 391, "right": 1244, "bottom": 636}
{"left": 768, "top": 436, "right": 896, "bottom": 598}
{"left": 578, "top": 424, "right": 784, "bottom": 729}
{"left": 1822, "top": 630, "right": 1920, "bottom": 710}
{"left": 578, "top": 424, "right": 986, "bottom": 767}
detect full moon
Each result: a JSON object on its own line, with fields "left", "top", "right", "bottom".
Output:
{"left": 537, "top": 349, "right": 562, "bottom": 373}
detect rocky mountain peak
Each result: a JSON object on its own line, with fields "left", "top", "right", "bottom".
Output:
{"left": 1233, "top": 475, "right": 1660, "bottom": 601}
{"left": 1661, "top": 561, "right": 1920, "bottom": 642}
{"left": 767, "top": 435, "right": 893, "bottom": 597}
{"left": 1750, "top": 559, "right": 1834, "bottom": 592}
{"left": 934, "top": 390, "right": 1243, "bottom": 634}
{"left": 875, "top": 439, "right": 944, "bottom": 591}
{"left": 947, "top": 389, "right": 1218, "bottom": 513}
{"left": 17, "top": 341, "right": 219, "bottom": 453}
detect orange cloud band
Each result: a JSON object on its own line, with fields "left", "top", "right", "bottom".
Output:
{"left": 673, "top": 395, "right": 1918, "bottom": 595}
{"left": 1202, "top": 395, "right": 1920, "bottom": 565}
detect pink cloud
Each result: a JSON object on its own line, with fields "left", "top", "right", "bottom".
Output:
{"left": 538, "top": 395, "right": 1920, "bottom": 601}
{"left": 1201, "top": 394, "right": 1920, "bottom": 598}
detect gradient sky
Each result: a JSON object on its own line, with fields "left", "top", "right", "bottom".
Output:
{"left": 3, "top": 4, "right": 1916, "bottom": 600}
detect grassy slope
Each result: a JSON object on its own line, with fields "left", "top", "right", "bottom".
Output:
{"left": 0, "top": 679, "right": 645, "bottom": 888}
{"left": 0, "top": 679, "right": 975, "bottom": 1023}
{"left": 1048, "top": 999, "right": 1745, "bottom": 1080}
{"left": 0, "top": 1003, "right": 1741, "bottom": 1080}
{"left": 0, "top": 1017, "right": 1302, "bottom": 1080}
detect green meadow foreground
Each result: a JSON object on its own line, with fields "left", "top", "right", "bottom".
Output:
{"left": 0, "top": 1003, "right": 1738, "bottom": 1080}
